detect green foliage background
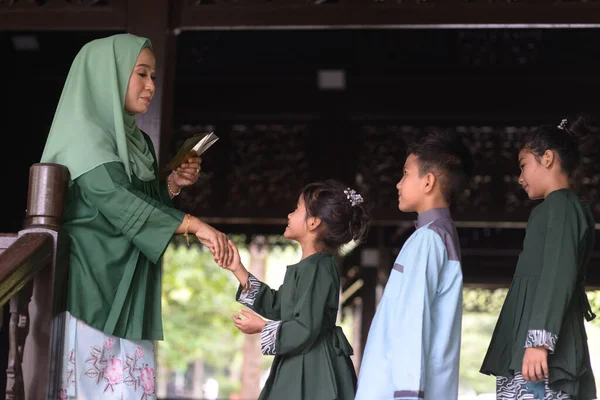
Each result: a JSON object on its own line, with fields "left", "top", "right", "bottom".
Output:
{"left": 159, "top": 243, "right": 244, "bottom": 396}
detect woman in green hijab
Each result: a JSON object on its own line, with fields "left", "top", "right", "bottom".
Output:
{"left": 41, "top": 33, "right": 230, "bottom": 399}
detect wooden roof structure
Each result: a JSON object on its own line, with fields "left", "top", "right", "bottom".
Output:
{"left": 3, "top": 4, "right": 600, "bottom": 393}
{"left": 3, "top": 0, "right": 600, "bottom": 285}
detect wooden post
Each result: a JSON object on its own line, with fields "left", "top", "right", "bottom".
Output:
{"left": 23, "top": 164, "right": 70, "bottom": 231}
{"left": 351, "top": 297, "right": 363, "bottom": 373}
{"left": 240, "top": 236, "right": 267, "bottom": 400}
{"left": 126, "top": 0, "right": 179, "bottom": 167}
{"left": 359, "top": 268, "right": 377, "bottom": 359}
{"left": 5, "top": 283, "right": 33, "bottom": 400}
{"left": 19, "top": 163, "right": 70, "bottom": 400}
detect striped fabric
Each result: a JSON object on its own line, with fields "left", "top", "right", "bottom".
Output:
{"left": 525, "top": 329, "right": 558, "bottom": 353}
{"left": 238, "top": 273, "right": 261, "bottom": 307}
{"left": 260, "top": 320, "right": 281, "bottom": 355}
{"left": 394, "top": 390, "right": 424, "bottom": 399}
{"left": 497, "top": 374, "right": 571, "bottom": 399}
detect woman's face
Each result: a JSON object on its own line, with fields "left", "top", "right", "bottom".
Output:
{"left": 124, "top": 47, "right": 156, "bottom": 114}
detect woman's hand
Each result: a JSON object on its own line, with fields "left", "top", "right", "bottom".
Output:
{"left": 194, "top": 221, "right": 231, "bottom": 265}
{"left": 170, "top": 152, "right": 202, "bottom": 190}
{"left": 232, "top": 309, "right": 267, "bottom": 334}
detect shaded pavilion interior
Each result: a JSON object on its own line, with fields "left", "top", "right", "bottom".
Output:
{"left": 2, "top": 1, "right": 600, "bottom": 396}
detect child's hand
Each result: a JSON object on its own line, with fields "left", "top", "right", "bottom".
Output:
{"left": 220, "top": 240, "right": 242, "bottom": 272}
{"left": 522, "top": 347, "right": 548, "bottom": 383}
{"left": 232, "top": 309, "right": 267, "bottom": 334}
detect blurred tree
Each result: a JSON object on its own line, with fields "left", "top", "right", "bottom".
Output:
{"left": 158, "top": 242, "right": 243, "bottom": 397}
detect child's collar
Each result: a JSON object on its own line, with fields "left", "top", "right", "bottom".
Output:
{"left": 414, "top": 207, "right": 451, "bottom": 229}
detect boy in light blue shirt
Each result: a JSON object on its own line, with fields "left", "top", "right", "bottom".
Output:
{"left": 355, "top": 131, "right": 474, "bottom": 400}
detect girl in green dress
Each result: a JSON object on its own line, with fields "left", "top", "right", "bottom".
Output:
{"left": 221, "top": 180, "right": 371, "bottom": 400}
{"left": 480, "top": 116, "right": 597, "bottom": 399}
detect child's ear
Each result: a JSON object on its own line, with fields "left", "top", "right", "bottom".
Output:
{"left": 542, "top": 149, "right": 555, "bottom": 168}
{"left": 424, "top": 172, "right": 436, "bottom": 194}
{"left": 307, "top": 217, "right": 322, "bottom": 232}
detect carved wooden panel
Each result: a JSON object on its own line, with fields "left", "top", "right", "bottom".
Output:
{"left": 354, "top": 124, "right": 417, "bottom": 219}
{"left": 353, "top": 123, "right": 523, "bottom": 221}
{"left": 458, "top": 30, "right": 543, "bottom": 66}
{"left": 223, "top": 123, "right": 312, "bottom": 210}
{"left": 173, "top": 120, "right": 317, "bottom": 219}
{"left": 354, "top": 122, "right": 600, "bottom": 221}
{"left": 168, "top": 29, "right": 600, "bottom": 224}
{"left": 172, "top": 117, "right": 600, "bottom": 223}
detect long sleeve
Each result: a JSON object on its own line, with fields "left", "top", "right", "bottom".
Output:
{"left": 526, "top": 195, "right": 581, "bottom": 351}
{"left": 75, "top": 162, "right": 185, "bottom": 264}
{"left": 390, "top": 230, "right": 446, "bottom": 400}
{"left": 236, "top": 274, "right": 282, "bottom": 321}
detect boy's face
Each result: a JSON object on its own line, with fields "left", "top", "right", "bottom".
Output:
{"left": 396, "top": 154, "right": 427, "bottom": 213}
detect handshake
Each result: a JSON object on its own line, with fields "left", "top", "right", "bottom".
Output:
{"left": 180, "top": 214, "right": 242, "bottom": 272}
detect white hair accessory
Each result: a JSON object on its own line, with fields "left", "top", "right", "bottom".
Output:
{"left": 344, "top": 188, "right": 363, "bottom": 207}
{"left": 557, "top": 118, "right": 568, "bottom": 130}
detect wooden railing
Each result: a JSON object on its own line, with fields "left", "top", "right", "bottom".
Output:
{"left": 0, "top": 163, "right": 70, "bottom": 400}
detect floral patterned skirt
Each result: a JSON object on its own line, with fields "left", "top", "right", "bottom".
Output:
{"left": 59, "top": 312, "right": 156, "bottom": 400}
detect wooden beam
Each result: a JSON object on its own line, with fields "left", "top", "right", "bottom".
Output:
{"left": 126, "top": 0, "right": 180, "bottom": 167}
{"left": 3, "top": 0, "right": 600, "bottom": 32}
{"left": 0, "top": 0, "right": 127, "bottom": 31}
{"left": 178, "top": 1, "right": 600, "bottom": 29}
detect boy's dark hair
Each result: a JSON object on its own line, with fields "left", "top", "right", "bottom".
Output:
{"left": 408, "top": 131, "right": 474, "bottom": 204}
{"left": 520, "top": 115, "right": 593, "bottom": 178}
{"left": 301, "top": 180, "right": 371, "bottom": 253}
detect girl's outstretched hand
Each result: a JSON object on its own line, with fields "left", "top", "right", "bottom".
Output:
{"left": 220, "top": 240, "right": 242, "bottom": 272}
{"left": 232, "top": 309, "right": 266, "bottom": 334}
{"left": 522, "top": 346, "right": 548, "bottom": 383}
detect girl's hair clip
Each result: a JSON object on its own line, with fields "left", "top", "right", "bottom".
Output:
{"left": 557, "top": 118, "right": 573, "bottom": 136}
{"left": 557, "top": 118, "right": 568, "bottom": 130}
{"left": 344, "top": 188, "right": 363, "bottom": 207}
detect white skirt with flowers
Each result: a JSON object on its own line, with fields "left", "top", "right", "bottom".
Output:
{"left": 58, "top": 312, "right": 157, "bottom": 400}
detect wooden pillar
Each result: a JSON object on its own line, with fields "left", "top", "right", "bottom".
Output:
{"left": 376, "top": 227, "right": 393, "bottom": 301}
{"left": 25, "top": 164, "right": 70, "bottom": 400}
{"left": 359, "top": 227, "right": 392, "bottom": 360}
{"left": 7, "top": 163, "right": 70, "bottom": 400}
{"left": 351, "top": 297, "right": 363, "bottom": 373}
{"left": 359, "top": 268, "right": 377, "bottom": 359}
{"left": 126, "top": 0, "right": 180, "bottom": 167}
{"left": 240, "top": 236, "right": 268, "bottom": 400}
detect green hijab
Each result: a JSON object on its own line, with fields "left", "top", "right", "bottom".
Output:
{"left": 41, "top": 33, "right": 155, "bottom": 182}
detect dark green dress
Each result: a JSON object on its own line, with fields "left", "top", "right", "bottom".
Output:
{"left": 236, "top": 252, "right": 357, "bottom": 400}
{"left": 480, "top": 189, "right": 597, "bottom": 399}
{"left": 64, "top": 133, "right": 184, "bottom": 340}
